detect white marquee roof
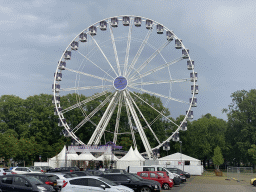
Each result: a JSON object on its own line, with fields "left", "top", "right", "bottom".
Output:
{"left": 119, "top": 146, "right": 142, "bottom": 161}
{"left": 159, "top": 152, "right": 200, "bottom": 161}
{"left": 134, "top": 147, "right": 145, "bottom": 161}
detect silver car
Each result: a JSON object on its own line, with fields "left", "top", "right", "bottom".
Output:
{"left": 0, "top": 168, "right": 11, "bottom": 176}
{"left": 61, "top": 176, "right": 134, "bottom": 192}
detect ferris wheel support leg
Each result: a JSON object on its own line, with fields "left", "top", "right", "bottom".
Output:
{"left": 124, "top": 95, "right": 137, "bottom": 148}
{"left": 123, "top": 90, "right": 153, "bottom": 159}
{"left": 113, "top": 94, "right": 123, "bottom": 144}
{"left": 93, "top": 95, "right": 119, "bottom": 145}
{"left": 87, "top": 91, "right": 118, "bottom": 146}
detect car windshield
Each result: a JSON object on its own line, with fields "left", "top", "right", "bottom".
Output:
{"left": 26, "top": 176, "right": 44, "bottom": 185}
{"left": 131, "top": 174, "right": 144, "bottom": 180}
{"left": 47, "top": 175, "right": 58, "bottom": 182}
{"left": 99, "top": 177, "right": 117, "bottom": 186}
{"left": 3, "top": 169, "right": 10, "bottom": 172}
{"left": 126, "top": 174, "right": 141, "bottom": 181}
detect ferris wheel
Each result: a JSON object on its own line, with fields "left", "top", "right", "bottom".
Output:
{"left": 52, "top": 15, "right": 198, "bottom": 159}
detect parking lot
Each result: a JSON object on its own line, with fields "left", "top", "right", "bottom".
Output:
{"left": 164, "top": 174, "right": 256, "bottom": 192}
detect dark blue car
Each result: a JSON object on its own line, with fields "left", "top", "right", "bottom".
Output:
{"left": 0, "top": 174, "right": 54, "bottom": 192}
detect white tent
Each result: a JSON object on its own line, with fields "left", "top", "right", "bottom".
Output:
{"left": 77, "top": 151, "right": 97, "bottom": 161}
{"left": 158, "top": 152, "right": 203, "bottom": 175}
{"left": 66, "top": 147, "right": 79, "bottom": 160}
{"left": 96, "top": 153, "right": 119, "bottom": 161}
{"left": 116, "top": 146, "right": 144, "bottom": 169}
{"left": 134, "top": 147, "right": 145, "bottom": 161}
{"left": 48, "top": 146, "right": 67, "bottom": 168}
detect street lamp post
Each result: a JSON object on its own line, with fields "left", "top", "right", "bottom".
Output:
{"left": 179, "top": 141, "right": 184, "bottom": 171}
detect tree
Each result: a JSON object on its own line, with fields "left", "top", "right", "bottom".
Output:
{"left": 223, "top": 89, "right": 256, "bottom": 165}
{"left": 181, "top": 113, "right": 227, "bottom": 168}
{"left": 212, "top": 146, "right": 224, "bottom": 170}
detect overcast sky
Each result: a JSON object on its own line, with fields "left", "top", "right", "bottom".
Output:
{"left": 1, "top": 0, "right": 256, "bottom": 121}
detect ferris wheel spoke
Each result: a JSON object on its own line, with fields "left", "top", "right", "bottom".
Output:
{"left": 129, "top": 85, "right": 189, "bottom": 104}
{"left": 124, "top": 93, "right": 137, "bottom": 148}
{"left": 65, "top": 67, "right": 113, "bottom": 82}
{"left": 129, "top": 78, "right": 190, "bottom": 87}
{"left": 62, "top": 90, "right": 112, "bottom": 114}
{"left": 129, "top": 90, "right": 179, "bottom": 127}
{"left": 77, "top": 50, "right": 114, "bottom": 80}
{"left": 130, "top": 57, "right": 183, "bottom": 82}
{"left": 123, "top": 19, "right": 133, "bottom": 76}
{"left": 109, "top": 27, "right": 121, "bottom": 76}
{"left": 126, "top": 29, "right": 153, "bottom": 77}
{"left": 87, "top": 91, "right": 119, "bottom": 145}
{"left": 60, "top": 85, "right": 112, "bottom": 92}
{"left": 128, "top": 41, "right": 170, "bottom": 79}
{"left": 123, "top": 90, "right": 153, "bottom": 159}
{"left": 126, "top": 91, "right": 161, "bottom": 145}
{"left": 72, "top": 92, "right": 115, "bottom": 133}
{"left": 90, "top": 35, "right": 118, "bottom": 77}
{"left": 93, "top": 92, "right": 120, "bottom": 145}
{"left": 113, "top": 93, "right": 123, "bottom": 144}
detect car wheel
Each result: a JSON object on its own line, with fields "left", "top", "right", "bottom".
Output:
{"left": 162, "top": 183, "right": 169, "bottom": 190}
{"left": 140, "top": 186, "right": 151, "bottom": 192}
{"left": 253, "top": 180, "right": 256, "bottom": 186}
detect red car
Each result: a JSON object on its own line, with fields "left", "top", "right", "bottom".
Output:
{"left": 137, "top": 171, "right": 174, "bottom": 190}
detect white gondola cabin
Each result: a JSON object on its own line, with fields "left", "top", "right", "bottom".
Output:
{"left": 175, "top": 39, "right": 182, "bottom": 49}
{"left": 172, "top": 132, "right": 180, "bottom": 142}
{"left": 163, "top": 142, "right": 170, "bottom": 151}
{"left": 64, "top": 51, "right": 71, "bottom": 60}
{"left": 187, "top": 60, "right": 194, "bottom": 70}
{"left": 166, "top": 31, "right": 174, "bottom": 41}
{"left": 89, "top": 26, "right": 97, "bottom": 36}
{"left": 58, "top": 61, "right": 66, "bottom": 70}
{"left": 54, "top": 72, "right": 62, "bottom": 81}
{"left": 191, "top": 85, "right": 199, "bottom": 94}
{"left": 123, "top": 16, "right": 130, "bottom": 26}
{"left": 54, "top": 107, "right": 62, "bottom": 115}
{"left": 190, "top": 72, "right": 198, "bottom": 82}
{"left": 146, "top": 20, "right": 153, "bottom": 29}
{"left": 79, "top": 32, "right": 87, "bottom": 42}
{"left": 182, "top": 49, "right": 189, "bottom": 59}
{"left": 52, "top": 96, "right": 60, "bottom": 104}
{"left": 58, "top": 118, "right": 66, "bottom": 127}
{"left": 111, "top": 17, "right": 118, "bottom": 27}
{"left": 156, "top": 24, "right": 164, "bottom": 34}
{"left": 186, "top": 110, "right": 193, "bottom": 120}
{"left": 71, "top": 41, "right": 78, "bottom": 50}
{"left": 134, "top": 17, "right": 141, "bottom": 27}
{"left": 190, "top": 98, "right": 197, "bottom": 107}
{"left": 100, "top": 21, "right": 107, "bottom": 30}
{"left": 181, "top": 121, "right": 187, "bottom": 131}
{"left": 52, "top": 84, "right": 60, "bottom": 93}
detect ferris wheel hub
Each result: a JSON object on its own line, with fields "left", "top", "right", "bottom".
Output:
{"left": 113, "top": 76, "right": 128, "bottom": 91}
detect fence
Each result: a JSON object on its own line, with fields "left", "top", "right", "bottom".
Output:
{"left": 227, "top": 166, "right": 253, "bottom": 181}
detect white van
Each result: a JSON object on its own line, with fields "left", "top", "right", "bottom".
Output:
{"left": 127, "top": 165, "right": 174, "bottom": 179}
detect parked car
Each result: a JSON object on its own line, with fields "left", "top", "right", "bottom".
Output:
{"left": 165, "top": 167, "right": 190, "bottom": 178}
{"left": 104, "top": 169, "right": 128, "bottom": 174}
{"left": 0, "top": 168, "right": 11, "bottom": 176}
{"left": 24, "top": 173, "right": 60, "bottom": 192}
{"left": 48, "top": 167, "right": 80, "bottom": 173}
{"left": 100, "top": 173, "right": 161, "bottom": 192}
{"left": 66, "top": 171, "right": 93, "bottom": 177}
{"left": 130, "top": 173, "right": 161, "bottom": 187}
{"left": 30, "top": 166, "right": 53, "bottom": 173}
{"left": 0, "top": 174, "right": 54, "bottom": 191}
{"left": 61, "top": 176, "right": 134, "bottom": 192}
{"left": 45, "top": 172, "right": 72, "bottom": 190}
{"left": 86, "top": 169, "right": 105, "bottom": 176}
{"left": 137, "top": 171, "right": 173, "bottom": 190}
{"left": 251, "top": 178, "right": 256, "bottom": 186}
{"left": 11, "top": 167, "right": 42, "bottom": 174}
